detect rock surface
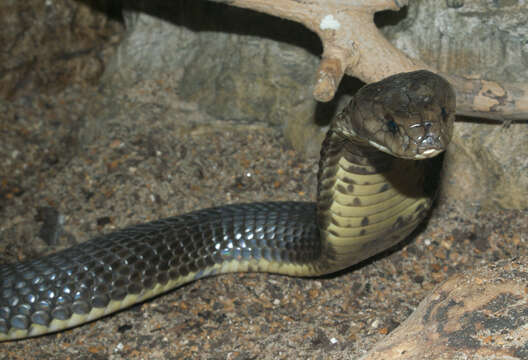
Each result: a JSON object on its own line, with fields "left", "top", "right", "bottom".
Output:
{"left": 0, "top": 0, "right": 123, "bottom": 98}
{"left": 107, "top": 0, "right": 330, "bottom": 157}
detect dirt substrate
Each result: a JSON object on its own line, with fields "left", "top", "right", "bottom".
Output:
{"left": 0, "top": 82, "right": 526, "bottom": 359}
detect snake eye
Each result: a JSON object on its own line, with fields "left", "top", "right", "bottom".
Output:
{"left": 441, "top": 107, "right": 448, "bottom": 121}
{"left": 384, "top": 114, "right": 399, "bottom": 134}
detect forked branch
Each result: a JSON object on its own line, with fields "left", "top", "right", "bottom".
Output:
{"left": 210, "top": 0, "right": 528, "bottom": 120}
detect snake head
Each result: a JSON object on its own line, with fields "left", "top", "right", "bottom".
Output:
{"left": 338, "top": 70, "right": 456, "bottom": 160}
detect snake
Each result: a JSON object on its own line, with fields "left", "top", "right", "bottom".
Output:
{"left": 0, "top": 70, "right": 455, "bottom": 341}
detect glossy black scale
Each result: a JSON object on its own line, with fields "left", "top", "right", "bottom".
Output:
{"left": 0, "top": 202, "right": 320, "bottom": 335}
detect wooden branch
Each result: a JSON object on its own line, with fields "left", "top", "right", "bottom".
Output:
{"left": 210, "top": 0, "right": 527, "bottom": 121}
{"left": 446, "top": 75, "right": 528, "bottom": 121}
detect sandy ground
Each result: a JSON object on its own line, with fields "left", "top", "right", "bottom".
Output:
{"left": 0, "top": 81, "right": 526, "bottom": 359}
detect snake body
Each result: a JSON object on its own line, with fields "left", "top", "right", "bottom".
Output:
{"left": 0, "top": 70, "right": 455, "bottom": 340}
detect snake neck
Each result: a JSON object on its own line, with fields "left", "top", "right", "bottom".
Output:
{"left": 315, "top": 123, "right": 441, "bottom": 274}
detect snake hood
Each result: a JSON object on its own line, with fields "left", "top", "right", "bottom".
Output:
{"left": 335, "top": 70, "right": 455, "bottom": 159}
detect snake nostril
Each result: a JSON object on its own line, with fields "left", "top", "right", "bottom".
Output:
{"left": 420, "top": 134, "right": 441, "bottom": 148}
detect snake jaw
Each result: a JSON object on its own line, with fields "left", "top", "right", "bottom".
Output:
{"left": 421, "top": 148, "right": 443, "bottom": 156}
{"left": 367, "top": 140, "right": 393, "bottom": 155}
{"left": 414, "top": 148, "right": 444, "bottom": 160}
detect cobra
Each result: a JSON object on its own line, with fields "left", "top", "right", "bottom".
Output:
{"left": 0, "top": 70, "right": 455, "bottom": 340}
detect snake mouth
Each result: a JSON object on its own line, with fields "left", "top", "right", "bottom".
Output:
{"left": 421, "top": 148, "right": 442, "bottom": 156}
{"left": 414, "top": 148, "right": 444, "bottom": 159}
{"left": 367, "top": 139, "right": 445, "bottom": 160}
{"left": 414, "top": 133, "right": 448, "bottom": 159}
